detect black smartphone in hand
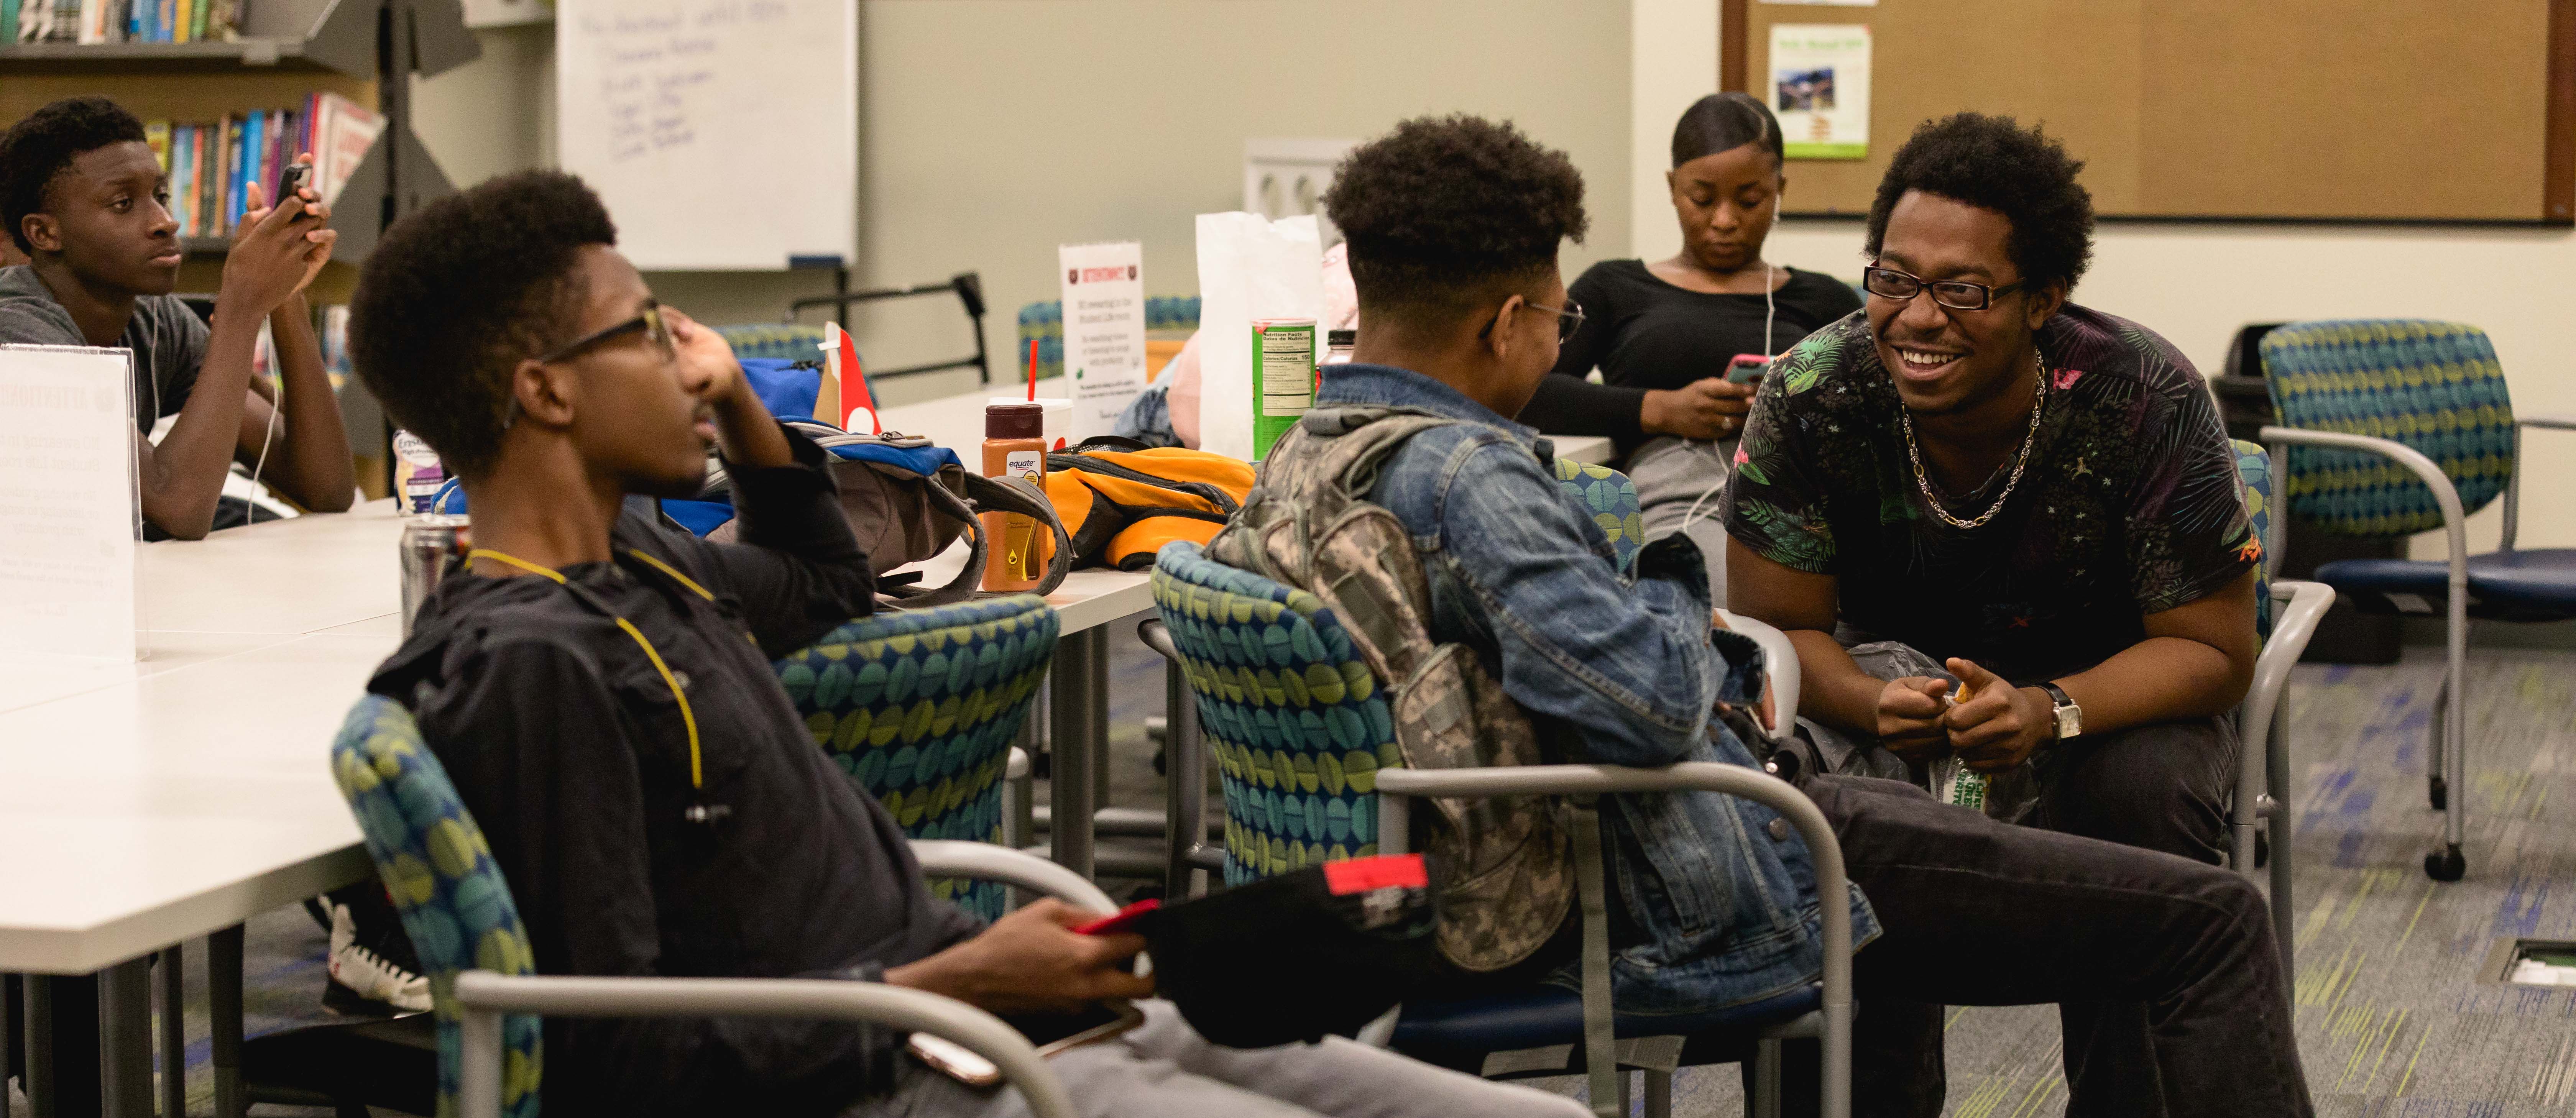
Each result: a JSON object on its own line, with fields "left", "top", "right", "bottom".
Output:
{"left": 274, "top": 162, "right": 312, "bottom": 218}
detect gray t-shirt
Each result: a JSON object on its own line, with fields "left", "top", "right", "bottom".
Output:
{"left": 0, "top": 264, "right": 210, "bottom": 434}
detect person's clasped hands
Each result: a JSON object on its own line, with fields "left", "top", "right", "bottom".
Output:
{"left": 1876, "top": 657, "right": 2057, "bottom": 773}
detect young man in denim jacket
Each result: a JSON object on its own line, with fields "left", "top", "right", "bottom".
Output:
{"left": 1301, "top": 114, "right": 2312, "bottom": 1117}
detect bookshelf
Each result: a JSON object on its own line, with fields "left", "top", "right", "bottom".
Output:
{"left": 2, "top": 0, "right": 480, "bottom": 497}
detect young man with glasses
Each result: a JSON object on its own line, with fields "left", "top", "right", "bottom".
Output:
{"left": 1291, "top": 112, "right": 2306, "bottom": 1116}
{"left": 1725, "top": 113, "right": 2266, "bottom": 1103}
{"left": 350, "top": 170, "right": 1592, "bottom": 1118}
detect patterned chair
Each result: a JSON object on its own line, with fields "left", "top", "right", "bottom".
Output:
{"left": 1552, "top": 457, "right": 1645, "bottom": 577}
{"left": 776, "top": 595, "right": 1060, "bottom": 920}
{"left": 329, "top": 694, "right": 1082, "bottom": 1118}
{"left": 1149, "top": 541, "right": 1852, "bottom": 1118}
{"left": 1015, "top": 296, "right": 1202, "bottom": 381}
{"left": 2228, "top": 441, "right": 2336, "bottom": 981}
{"left": 714, "top": 322, "right": 831, "bottom": 362}
{"left": 2257, "top": 320, "right": 2576, "bottom": 881}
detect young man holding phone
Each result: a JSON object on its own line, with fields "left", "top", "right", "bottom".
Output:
{"left": 0, "top": 94, "right": 355, "bottom": 540}
{"left": 349, "top": 169, "right": 1589, "bottom": 1118}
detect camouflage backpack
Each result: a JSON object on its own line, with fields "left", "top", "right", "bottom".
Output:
{"left": 1206, "top": 406, "right": 1574, "bottom": 973}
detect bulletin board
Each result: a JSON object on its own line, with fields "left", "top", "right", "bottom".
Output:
{"left": 1722, "top": 0, "right": 2576, "bottom": 225}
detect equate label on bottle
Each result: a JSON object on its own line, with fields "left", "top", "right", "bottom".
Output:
{"left": 393, "top": 430, "right": 445, "bottom": 514}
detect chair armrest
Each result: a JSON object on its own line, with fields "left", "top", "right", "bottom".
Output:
{"left": 909, "top": 839, "right": 1117, "bottom": 915}
{"left": 2258, "top": 426, "right": 2469, "bottom": 595}
{"left": 2503, "top": 415, "right": 2576, "bottom": 549}
{"left": 1371, "top": 762, "right": 1851, "bottom": 1114}
{"left": 1717, "top": 609, "right": 1801, "bottom": 737}
{"left": 2246, "top": 580, "right": 2334, "bottom": 751}
{"left": 450, "top": 971, "right": 1076, "bottom": 1118}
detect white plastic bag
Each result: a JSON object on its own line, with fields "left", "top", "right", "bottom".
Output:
{"left": 1193, "top": 212, "right": 1323, "bottom": 461}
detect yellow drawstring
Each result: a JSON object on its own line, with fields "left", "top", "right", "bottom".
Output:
{"left": 468, "top": 548, "right": 706, "bottom": 791}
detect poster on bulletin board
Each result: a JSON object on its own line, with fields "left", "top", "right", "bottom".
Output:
{"left": 1770, "top": 23, "right": 1872, "bottom": 159}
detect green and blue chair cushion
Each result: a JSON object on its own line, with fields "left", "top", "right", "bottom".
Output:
{"left": 714, "top": 323, "right": 831, "bottom": 363}
{"left": 775, "top": 595, "right": 1060, "bottom": 919}
{"left": 1017, "top": 297, "right": 1203, "bottom": 381}
{"left": 1551, "top": 457, "right": 1645, "bottom": 578}
{"left": 1150, "top": 542, "right": 1398, "bottom": 884}
{"left": 2258, "top": 320, "right": 2514, "bottom": 537}
{"left": 330, "top": 695, "right": 543, "bottom": 1118}
{"left": 2231, "top": 439, "right": 2276, "bottom": 641}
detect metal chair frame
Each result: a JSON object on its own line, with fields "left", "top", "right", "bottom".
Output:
{"left": 2259, "top": 415, "right": 2576, "bottom": 879}
{"left": 451, "top": 841, "right": 1106, "bottom": 1118}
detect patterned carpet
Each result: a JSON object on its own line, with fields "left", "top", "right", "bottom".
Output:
{"left": 15, "top": 642, "right": 2564, "bottom": 1116}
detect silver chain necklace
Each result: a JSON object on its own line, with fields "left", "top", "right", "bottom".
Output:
{"left": 1899, "top": 348, "right": 2047, "bottom": 530}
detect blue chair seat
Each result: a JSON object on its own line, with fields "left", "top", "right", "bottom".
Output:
{"left": 1390, "top": 983, "right": 1821, "bottom": 1075}
{"left": 2314, "top": 548, "right": 2576, "bottom": 622}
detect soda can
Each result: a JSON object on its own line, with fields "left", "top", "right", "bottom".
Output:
{"left": 401, "top": 515, "right": 470, "bottom": 637}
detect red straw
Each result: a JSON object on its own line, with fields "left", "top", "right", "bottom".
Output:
{"left": 1027, "top": 339, "right": 1039, "bottom": 401}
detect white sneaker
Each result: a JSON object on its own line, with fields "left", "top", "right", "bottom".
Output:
{"left": 326, "top": 901, "right": 431, "bottom": 1014}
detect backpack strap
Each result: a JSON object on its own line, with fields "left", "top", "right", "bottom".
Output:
{"left": 887, "top": 473, "right": 1072, "bottom": 607}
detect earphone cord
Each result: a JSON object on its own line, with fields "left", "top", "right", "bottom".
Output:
{"left": 245, "top": 358, "right": 278, "bottom": 519}
{"left": 1675, "top": 256, "right": 1775, "bottom": 535}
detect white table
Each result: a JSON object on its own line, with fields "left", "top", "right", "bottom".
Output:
{"left": 0, "top": 502, "right": 404, "bottom": 1118}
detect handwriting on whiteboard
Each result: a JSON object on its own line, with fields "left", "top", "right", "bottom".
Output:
{"left": 578, "top": 1, "right": 789, "bottom": 164}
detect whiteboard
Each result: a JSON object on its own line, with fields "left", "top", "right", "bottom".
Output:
{"left": 555, "top": 0, "right": 857, "bottom": 271}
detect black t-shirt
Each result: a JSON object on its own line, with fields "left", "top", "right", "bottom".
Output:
{"left": 0, "top": 264, "right": 206, "bottom": 433}
{"left": 1720, "top": 303, "right": 2260, "bottom": 681}
{"left": 1523, "top": 259, "right": 1863, "bottom": 446}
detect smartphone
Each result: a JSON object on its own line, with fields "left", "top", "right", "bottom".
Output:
{"left": 907, "top": 1032, "right": 1002, "bottom": 1087}
{"left": 1071, "top": 898, "right": 1161, "bottom": 937}
{"left": 1030, "top": 1000, "right": 1146, "bottom": 1058}
{"left": 1726, "top": 353, "right": 1772, "bottom": 385}
{"left": 275, "top": 162, "right": 312, "bottom": 216}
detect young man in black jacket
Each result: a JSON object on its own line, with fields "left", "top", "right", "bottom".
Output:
{"left": 349, "top": 169, "right": 1589, "bottom": 1118}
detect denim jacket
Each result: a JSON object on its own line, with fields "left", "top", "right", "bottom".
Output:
{"left": 1318, "top": 363, "right": 1880, "bottom": 1018}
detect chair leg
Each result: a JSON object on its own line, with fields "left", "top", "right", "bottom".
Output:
{"left": 2266, "top": 700, "right": 2296, "bottom": 1001}
{"left": 2426, "top": 676, "right": 2449, "bottom": 811}
{"left": 1613, "top": 1068, "right": 1631, "bottom": 1116}
{"left": 1641, "top": 1067, "right": 1672, "bottom": 1118}
{"left": 2425, "top": 625, "right": 2468, "bottom": 882}
{"left": 1754, "top": 1038, "right": 1783, "bottom": 1118}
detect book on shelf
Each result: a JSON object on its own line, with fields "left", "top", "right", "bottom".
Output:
{"left": 150, "top": 95, "right": 382, "bottom": 241}
{"left": 13, "top": 0, "right": 235, "bottom": 44}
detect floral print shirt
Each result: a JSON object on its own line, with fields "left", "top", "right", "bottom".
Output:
{"left": 1721, "top": 303, "right": 2259, "bottom": 680}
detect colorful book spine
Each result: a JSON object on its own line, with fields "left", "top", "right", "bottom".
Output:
{"left": 187, "top": 0, "right": 203, "bottom": 40}
{"left": 1, "top": 0, "right": 21, "bottom": 47}
{"left": 143, "top": 119, "right": 169, "bottom": 172}
{"left": 171, "top": 126, "right": 192, "bottom": 236}
{"left": 169, "top": 0, "right": 185, "bottom": 41}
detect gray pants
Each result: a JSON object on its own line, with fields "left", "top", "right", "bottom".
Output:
{"left": 1625, "top": 436, "right": 1736, "bottom": 603}
{"left": 877, "top": 1000, "right": 1591, "bottom": 1118}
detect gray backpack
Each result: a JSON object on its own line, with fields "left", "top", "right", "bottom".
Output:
{"left": 1207, "top": 406, "right": 1573, "bottom": 973}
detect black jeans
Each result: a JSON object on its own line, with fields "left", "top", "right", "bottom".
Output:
{"left": 1769, "top": 775, "right": 2311, "bottom": 1118}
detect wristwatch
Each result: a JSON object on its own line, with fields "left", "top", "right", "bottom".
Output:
{"left": 2039, "top": 682, "right": 2083, "bottom": 741}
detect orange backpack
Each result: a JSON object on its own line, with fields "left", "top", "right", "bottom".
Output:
{"left": 1041, "top": 438, "right": 1255, "bottom": 571}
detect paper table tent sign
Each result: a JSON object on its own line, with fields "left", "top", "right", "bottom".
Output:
{"left": 1194, "top": 212, "right": 1323, "bottom": 461}
{"left": 0, "top": 345, "right": 140, "bottom": 662}
{"left": 1060, "top": 240, "right": 1148, "bottom": 442}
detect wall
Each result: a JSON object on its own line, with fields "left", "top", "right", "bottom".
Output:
{"left": 1623, "top": 4, "right": 2576, "bottom": 558}
{"left": 406, "top": 0, "right": 1634, "bottom": 406}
